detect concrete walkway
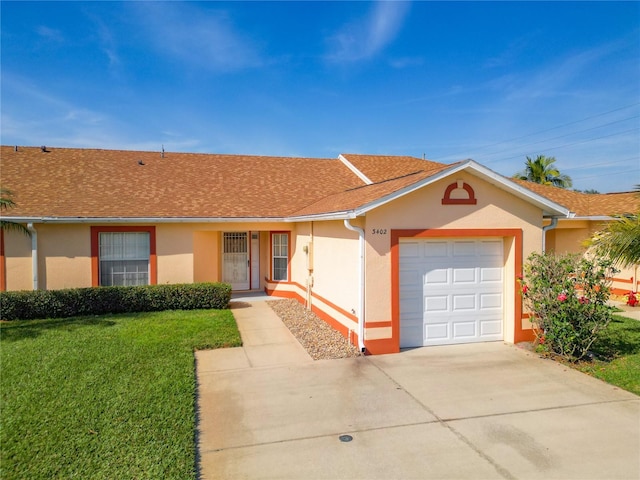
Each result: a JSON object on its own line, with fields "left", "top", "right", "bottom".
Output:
{"left": 610, "top": 300, "right": 640, "bottom": 320}
{"left": 195, "top": 300, "right": 640, "bottom": 480}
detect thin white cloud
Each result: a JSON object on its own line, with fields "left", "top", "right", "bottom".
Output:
{"left": 484, "top": 32, "right": 539, "bottom": 69}
{"left": 0, "top": 74, "right": 204, "bottom": 152}
{"left": 389, "top": 56, "right": 423, "bottom": 69}
{"left": 326, "top": 1, "right": 411, "bottom": 63}
{"left": 501, "top": 41, "right": 624, "bottom": 101}
{"left": 129, "top": 2, "right": 262, "bottom": 72}
{"left": 35, "top": 25, "right": 64, "bottom": 43}
{"left": 94, "top": 19, "right": 122, "bottom": 75}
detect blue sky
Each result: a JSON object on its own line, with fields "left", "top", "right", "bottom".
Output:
{"left": 2, "top": 1, "right": 639, "bottom": 193}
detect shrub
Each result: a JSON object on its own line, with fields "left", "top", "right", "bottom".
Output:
{"left": 0, "top": 282, "right": 232, "bottom": 321}
{"left": 519, "top": 252, "right": 617, "bottom": 361}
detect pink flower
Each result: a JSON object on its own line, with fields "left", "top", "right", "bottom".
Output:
{"left": 579, "top": 296, "right": 589, "bottom": 304}
{"left": 557, "top": 293, "right": 567, "bottom": 302}
{"left": 522, "top": 285, "right": 528, "bottom": 294}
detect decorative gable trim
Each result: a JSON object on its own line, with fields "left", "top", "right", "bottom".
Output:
{"left": 338, "top": 154, "right": 373, "bottom": 185}
{"left": 442, "top": 180, "right": 477, "bottom": 205}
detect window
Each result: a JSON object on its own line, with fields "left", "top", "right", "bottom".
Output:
{"left": 91, "top": 226, "right": 156, "bottom": 287}
{"left": 272, "top": 233, "right": 289, "bottom": 281}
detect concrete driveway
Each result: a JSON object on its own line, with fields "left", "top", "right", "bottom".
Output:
{"left": 196, "top": 301, "right": 640, "bottom": 479}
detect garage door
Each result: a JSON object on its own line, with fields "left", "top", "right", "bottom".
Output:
{"left": 399, "top": 238, "right": 504, "bottom": 347}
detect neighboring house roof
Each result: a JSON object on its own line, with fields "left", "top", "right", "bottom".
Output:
{"left": 512, "top": 179, "right": 640, "bottom": 217}
{"left": 0, "top": 145, "right": 596, "bottom": 223}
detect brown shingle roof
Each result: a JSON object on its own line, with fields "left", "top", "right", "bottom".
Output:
{"left": 1, "top": 146, "right": 635, "bottom": 220}
{"left": 341, "top": 154, "right": 446, "bottom": 183}
{"left": 512, "top": 179, "right": 640, "bottom": 216}
{"left": 0, "top": 146, "right": 364, "bottom": 218}
{"left": 291, "top": 166, "right": 451, "bottom": 217}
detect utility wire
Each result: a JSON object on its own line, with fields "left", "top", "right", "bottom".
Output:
{"left": 468, "top": 102, "right": 639, "bottom": 153}
{"left": 562, "top": 156, "right": 640, "bottom": 172}
{"left": 432, "top": 102, "right": 640, "bottom": 162}
{"left": 480, "top": 115, "right": 639, "bottom": 159}
{"left": 571, "top": 168, "right": 640, "bottom": 181}
{"left": 484, "top": 128, "right": 639, "bottom": 163}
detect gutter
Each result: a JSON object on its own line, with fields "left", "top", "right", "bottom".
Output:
{"left": 27, "top": 223, "right": 38, "bottom": 290}
{"left": 343, "top": 219, "right": 366, "bottom": 353}
{"left": 542, "top": 217, "right": 559, "bottom": 253}
{"left": 3, "top": 216, "right": 291, "bottom": 224}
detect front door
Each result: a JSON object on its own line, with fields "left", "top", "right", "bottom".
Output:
{"left": 223, "top": 232, "right": 249, "bottom": 290}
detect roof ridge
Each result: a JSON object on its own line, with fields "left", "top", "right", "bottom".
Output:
{"left": 344, "top": 170, "right": 426, "bottom": 192}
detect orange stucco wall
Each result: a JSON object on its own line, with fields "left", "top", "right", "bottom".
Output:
{"left": 363, "top": 173, "right": 542, "bottom": 346}
{"left": 39, "top": 224, "right": 92, "bottom": 289}
{"left": 2, "top": 221, "right": 291, "bottom": 291}
{"left": 3, "top": 229, "right": 33, "bottom": 291}
{"left": 193, "top": 231, "right": 219, "bottom": 283}
{"left": 548, "top": 218, "right": 639, "bottom": 296}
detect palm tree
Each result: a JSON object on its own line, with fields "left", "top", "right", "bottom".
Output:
{"left": 587, "top": 186, "right": 640, "bottom": 269}
{"left": 514, "top": 155, "right": 573, "bottom": 188}
{"left": 1, "top": 188, "right": 31, "bottom": 236}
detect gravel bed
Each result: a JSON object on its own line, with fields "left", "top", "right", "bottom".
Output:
{"left": 267, "top": 299, "right": 362, "bottom": 360}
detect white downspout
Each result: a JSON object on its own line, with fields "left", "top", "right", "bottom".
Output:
{"left": 344, "top": 219, "right": 366, "bottom": 353}
{"left": 27, "top": 223, "right": 38, "bottom": 290}
{"left": 542, "top": 217, "right": 559, "bottom": 253}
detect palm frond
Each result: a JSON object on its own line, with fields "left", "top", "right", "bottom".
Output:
{"left": 0, "top": 187, "right": 31, "bottom": 236}
{"left": 0, "top": 220, "right": 32, "bottom": 236}
{"left": 588, "top": 214, "right": 640, "bottom": 268}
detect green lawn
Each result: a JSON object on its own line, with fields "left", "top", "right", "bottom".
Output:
{"left": 576, "top": 313, "right": 640, "bottom": 395}
{"left": 0, "top": 310, "right": 242, "bottom": 480}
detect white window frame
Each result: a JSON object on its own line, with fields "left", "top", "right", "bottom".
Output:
{"left": 99, "top": 232, "right": 150, "bottom": 286}
{"left": 271, "top": 233, "right": 289, "bottom": 282}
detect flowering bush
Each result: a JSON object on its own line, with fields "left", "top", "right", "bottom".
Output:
{"left": 519, "top": 252, "right": 617, "bottom": 361}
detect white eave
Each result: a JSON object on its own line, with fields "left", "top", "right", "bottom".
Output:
{"left": 3, "top": 216, "right": 289, "bottom": 224}
{"left": 559, "top": 215, "right": 615, "bottom": 221}
{"left": 285, "top": 211, "right": 357, "bottom": 222}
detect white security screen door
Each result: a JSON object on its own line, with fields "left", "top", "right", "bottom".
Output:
{"left": 223, "top": 232, "right": 249, "bottom": 290}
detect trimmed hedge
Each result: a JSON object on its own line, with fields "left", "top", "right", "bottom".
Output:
{"left": 0, "top": 282, "right": 232, "bottom": 321}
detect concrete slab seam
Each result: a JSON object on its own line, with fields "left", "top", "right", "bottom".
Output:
{"left": 364, "top": 356, "right": 518, "bottom": 480}
{"left": 440, "top": 398, "right": 640, "bottom": 423}
{"left": 197, "top": 418, "right": 445, "bottom": 454}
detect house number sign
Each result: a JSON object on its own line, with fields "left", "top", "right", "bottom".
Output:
{"left": 371, "top": 228, "right": 388, "bottom": 235}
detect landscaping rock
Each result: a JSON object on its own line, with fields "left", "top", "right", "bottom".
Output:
{"left": 267, "top": 299, "right": 362, "bottom": 360}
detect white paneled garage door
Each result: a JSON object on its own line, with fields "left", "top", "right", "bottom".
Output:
{"left": 400, "top": 238, "right": 504, "bottom": 348}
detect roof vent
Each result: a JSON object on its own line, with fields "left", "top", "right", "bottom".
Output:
{"left": 138, "top": 160, "right": 145, "bottom": 166}
{"left": 14, "top": 146, "right": 18, "bottom": 152}
{"left": 161, "top": 145, "right": 165, "bottom": 158}
{"left": 41, "top": 146, "right": 50, "bottom": 153}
